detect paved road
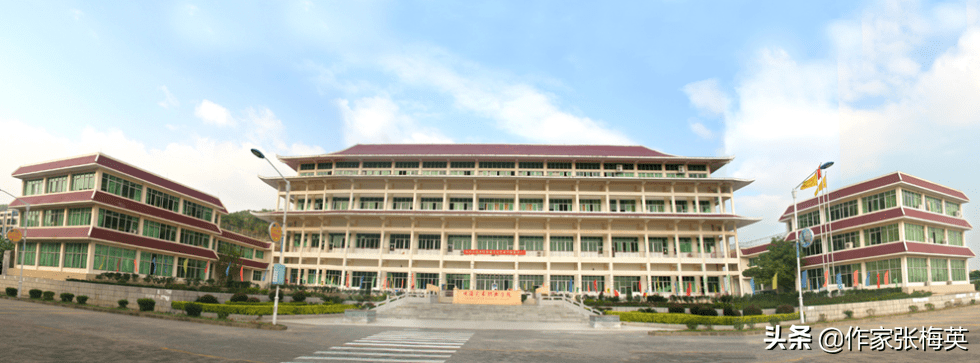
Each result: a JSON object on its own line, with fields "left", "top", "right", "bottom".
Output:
{"left": 1, "top": 299, "right": 977, "bottom": 362}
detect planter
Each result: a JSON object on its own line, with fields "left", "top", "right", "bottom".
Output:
{"left": 344, "top": 309, "right": 376, "bottom": 324}
{"left": 590, "top": 315, "right": 621, "bottom": 329}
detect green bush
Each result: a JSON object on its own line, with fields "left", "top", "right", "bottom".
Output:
{"left": 217, "top": 311, "right": 230, "bottom": 319}
{"left": 42, "top": 291, "right": 55, "bottom": 301}
{"left": 775, "top": 305, "right": 794, "bottom": 314}
{"left": 118, "top": 299, "right": 129, "bottom": 308}
{"left": 291, "top": 290, "right": 307, "bottom": 303}
{"left": 723, "top": 307, "right": 741, "bottom": 317}
{"left": 646, "top": 295, "right": 667, "bottom": 303}
{"left": 268, "top": 291, "right": 284, "bottom": 302}
{"left": 29, "top": 289, "right": 42, "bottom": 299}
{"left": 229, "top": 292, "right": 249, "bottom": 303}
{"left": 733, "top": 320, "right": 745, "bottom": 331}
{"left": 171, "top": 301, "right": 356, "bottom": 316}
{"left": 607, "top": 311, "right": 799, "bottom": 326}
{"left": 685, "top": 321, "right": 698, "bottom": 330}
{"left": 743, "top": 305, "right": 762, "bottom": 316}
{"left": 693, "top": 305, "right": 718, "bottom": 316}
{"left": 76, "top": 295, "right": 89, "bottom": 305}
{"left": 925, "top": 303, "right": 935, "bottom": 311}
{"left": 247, "top": 297, "right": 261, "bottom": 303}
{"left": 843, "top": 310, "right": 853, "bottom": 318}
{"left": 5, "top": 287, "right": 16, "bottom": 297}
{"left": 196, "top": 294, "right": 219, "bottom": 304}
{"left": 769, "top": 316, "right": 780, "bottom": 327}
{"left": 185, "top": 302, "right": 203, "bottom": 317}
{"left": 908, "top": 305, "right": 918, "bottom": 313}
{"left": 667, "top": 304, "right": 685, "bottom": 314}
{"left": 137, "top": 298, "right": 156, "bottom": 312}
{"left": 60, "top": 293, "right": 75, "bottom": 303}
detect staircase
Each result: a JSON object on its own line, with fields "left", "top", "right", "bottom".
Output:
{"left": 379, "top": 302, "right": 591, "bottom": 323}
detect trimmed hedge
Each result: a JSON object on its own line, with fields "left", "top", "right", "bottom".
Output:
{"left": 5, "top": 287, "right": 16, "bottom": 297}
{"left": 76, "top": 295, "right": 89, "bottom": 305}
{"left": 42, "top": 291, "right": 55, "bottom": 301}
{"left": 137, "top": 298, "right": 156, "bottom": 312}
{"left": 607, "top": 311, "right": 800, "bottom": 326}
{"left": 29, "top": 289, "right": 42, "bottom": 299}
{"left": 196, "top": 295, "right": 219, "bottom": 304}
{"left": 230, "top": 292, "right": 249, "bottom": 303}
{"left": 60, "top": 293, "right": 75, "bottom": 303}
{"left": 172, "top": 301, "right": 356, "bottom": 315}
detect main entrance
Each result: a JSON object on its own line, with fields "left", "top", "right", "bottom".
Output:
{"left": 474, "top": 274, "right": 512, "bottom": 290}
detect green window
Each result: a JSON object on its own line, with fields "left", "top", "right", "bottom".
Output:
{"left": 550, "top": 275, "right": 575, "bottom": 292}
{"left": 182, "top": 200, "right": 213, "bottom": 222}
{"left": 448, "top": 235, "right": 471, "bottom": 251}
{"left": 356, "top": 233, "right": 380, "bottom": 249}
{"left": 945, "top": 202, "right": 960, "bottom": 217}
{"left": 575, "top": 163, "right": 600, "bottom": 170}
{"left": 581, "top": 236, "right": 603, "bottom": 252}
{"left": 675, "top": 200, "right": 688, "bottom": 213}
{"left": 71, "top": 173, "right": 95, "bottom": 191}
{"left": 948, "top": 230, "right": 963, "bottom": 246}
{"left": 143, "top": 220, "right": 177, "bottom": 241}
{"left": 678, "top": 238, "right": 693, "bottom": 253}
{"left": 66, "top": 208, "right": 92, "bottom": 226}
{"left": 21, "top": 210, "right": 40, "bottom": 227}
{"left": 43, "top": 209, "right": 64, "bottom": 227}
{"left": 389, "top": 234, "right": 411, "bottom": 249}
{"left": 479, "top": 161, "right": 514, "bottom": 169}
{"left": 180, "top": 229, "right": 210, "bottom": 248}
{"left": 520, "top": 199, "right": 544, "bottom": 211}
{"left": 612, "top": 237, "right": 639, "bottom": 253}
{"left": 331, "top": 198, "right": 350, "bottom": 210}
{"left": 637, "top": 163, "right": 662, "bottom": 170}
{"left": 446, "top": 273, "right": 470, "bottom": 290}
{"left": 831, "top": 231, "right": 859, "bottom": 251}
{"left": 146, "top": 188, "right": 180, "bottom": 212}
{"left": 646, "top": 200, "right": 665, "bottom": 212}
{"left": 17, "top": 242, "right": 37, "bottom": 265}
{"left": 391, "top": 197, "right": 413, "bottom": 210}
{"left": 904, "top": 223, "right": 925, "bottom": 242}
{"left": 93, "top": 244, "right": 136, "bottom": 272}
{"left": 801, "top": 238, "right": 822, "bottom": 256}
{"left": 907, "top": 257, "right": 928, "bottom": 283}
{"left": 317, "top": 162, "right": 333, "bottom": 169}
{"left": 46, "top": 175, "right": 68, "bottom": 193}
{"left": 299, "top": 163, "right": 316, "bottom": 170}
{"left": 951, "top": 260, "right": 967, "bottom": 281}
{"left": 101, "top": 173, "right": 143, "bottom": 201}
{"left": 97, "top": 208, "right": 139, "bottom": 234}
{"left": 421, "top": 161, "right": 446, "bottom": 168}
{"left": 451, "top": 161, "right": 475, "bottom": 168}
{"left": 176, "top": 258, "right": 207, "bottom": 280}
{"left": 139, "top": 252, "right": 174, "bottom": 277}
{"left": 549, "top": 199, "right": 572, "bottom": 212}
{"left": 547, "top": 162, "right": 571, "bottom": 169}
{"left": 448, "top": 198, "right": 472, "bottom": 211}
{"left": 477, "top": 235, "right": 513, "bottom": 250}
{"left": 63, "top": 243, "right": 88, "bottom": 269}
{"left": 931, "top": 259, "right": 948, "bottom": 282}
{"left": 927, "top": 227, "right": 945, "bottom": 244}
{"left": 292, "top": 233, "right": 302, "bottom": 247}
{"left": 335, "top": 161, "right": 360, "bottom": 168}
{"left": 925, "top": 196, "right": 943, "bottom": 213}
{"left": 394, "top": 161, "right": 417, "bottom": 168}
{"left": 519, "top": 236, "right": 544, "bottom": 251}
{"left": 582, "top": 275, "right": 605, "bottom": 292}
{"left": 329, "top": 234, "right": 346, "bottom": 249}
{"left": 699, "top": 201, "right": 712, "bottom": 213}
{"left": 864, "top": 224, "right": 899, "bottom": 246}
{"left": 479, "top": 198, "right": 514, "bottom": 211}
{"left": 615, "top": 200, "right": 636, "bottom": 212}
{"left": 419, "top": 198, "right": 442, "bottom": 210}
{"left": 648, "top": 237, "right": 668, "bottom": 253}
{"left": 688, "top": 165, "right": 707, "bottom": 171}
{"left": 38, "top": 243, "right": 60, "bottom": 267}
{"left": 865, "top": 258, "right": 901, "bottom": 285}
{"left": 797, "top": 210, "right": 820, "bottom": 229}
{"left": 24, "top": 179, "right": 44, "bottom": 196}
{"left": 862, "top": 190, "right": 896, "bottom": 213}
{"left": 518, "top": 275, "right": 544, "bottom": 291}
{"left": 519, "top": 162, "right": 543, "bottom": 169}
{"left": 579, "top": 199, "right": 601, "bottom": 212}
{"left": 255, "top": 250, "right": 264, "bottom": 259}
{"left": 418, "top": 234, "right": 441, "bottom": 250}
{"left": 902, "top": 190, "right": 921, "bottom": 208}
{"left": 829, "top": 200, "right": 858, "bottom": 221}
{"left": 359, "top": 197, "right": 384, "bottom": 210}
{"left": 550, "top": 236, "right": 574, "bottom": 251}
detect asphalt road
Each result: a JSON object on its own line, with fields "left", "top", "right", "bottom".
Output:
{"left": 1, "top": 299, "right": 977, "bottom": 362}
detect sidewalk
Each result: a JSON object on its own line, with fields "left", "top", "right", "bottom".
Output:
{"left": 268, "top": 314, "right": 667, "bottom": 332}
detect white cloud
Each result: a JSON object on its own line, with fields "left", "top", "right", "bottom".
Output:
{"left": 682, "top": 78, "right": 730, "bottom": 116}
{"left": 194, "top": 99, "right": 235, "bottom": 126}
{"left": 689, "top": 119, "right": 713, "bottom": 139}
{"left": 337, "top": 96, "right": 453, "bottom": 145}
{"left": 157, "top": 86, "right": 179, "bottom": 109}
{"left": 70, "top": 9, "right": 83, "bottom": 21}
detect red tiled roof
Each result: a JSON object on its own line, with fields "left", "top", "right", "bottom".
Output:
{"left": 90, "top": 227, "right": 218, "bottom": 260}
{"left": 92, "top": 191, "right": 221, "bottom": 234}
{"left": 902, "top": 174, "right": 969, "bottom": 201}
{"left": 219, "top": 230, "right": 272, "bottom": 249}
{"left": 781, "top": 173, "right": 902, "bottom": 218}
{"left": 21, "top": 227, "right": 90, "bottom": 239}
{"left": 231, "top": 258, "right": 268, "bottom": 270}
{"left": 331, "top": 144, "right": 672, "bottom": 158}
{"left": 96, "top": 155, "right": 228, "bottom": 213}
{"left": 9, "top": 191, "right": 93, "bottom": 207}
{"left": 12, "top": 155, "right": 98, "bottom": 176}
{"left": 904, "top": 242, "right": 975, "bottom": 257}
{"left": 741, "top": 244, "right": 771, "bottom": 255}
{"left": 802, "top": 242, "right": 906, "bottom": 265}
{"left": 903, "top": 208, "right": 972, "bottom": 229}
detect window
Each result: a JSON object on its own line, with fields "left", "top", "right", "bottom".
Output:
{"left": 550, "top": 236, "right": 574, "bottom": 251}
{"left": 328, "top": 234, "right": 346, "bottom": 249}
{"left": 687, "top": 165, "right": 707, "bottom": 171}
{"left": 477, "top": 235, "right": 513, "bottom": 250}
{"left": 38, "top": 243, "right": 60, "bottom": 267}
{"left": 63, "top": 243, "right": 87, "bottom": 269}
{"left": 649, "top": 237, "right": 668, "bottom": 254}
{"left": 448, "top": 235, "right": 470, "bottom": 251}
{"left": 902, "top": 190, "right": 921, "bottom": 209}
{"left": 945, "top": 202, "right": 960, "bottom": 216}
{"left": 604, "top": 163, "right": 634, "bottom": 170}
{"left": 519, "top": 236, "right": 544, "bottom": 251}
{"left": 948, "top": 230, "right": 964, "bottom": 246}
{"left": 614, "top": 200, "right": 636, "bottom": 212}
{"left": 797, "top": 210, "right": 820, "bottom": 229}
{"left": 97, "top": 209, "right": 139, "bottom": 234}
{"left": 418, "top": 234, "right": 441, "bottom": 250}
{"left": 391, "top": 197, "right": 413, "bottom": 210}
{"left": 904, "top": 223, "right": 925, "bottom": 242}
{"left": 665, "top": 164, "right": 681, "bottom": 171}
{"left": 907, "top": 257, "right": 928, "bottom": 283}
{"left": 829, "top": 200, "right": 858, "bottom": 221}
{"left": 646, "top": 200, "right": 665, "bottom": 212}
{"left": 801, "top": 238, "right": 823, "bottom": 256}
{"left": 176, "top": 258, "right": 207, "bottom": 280}
{"left": 182, "top": 200, "right": 213, "bottom": 222}
{"left": 70, "top": 173, "right": 95, "bottom": 191}
{"left": 951, "top": 260, "right": 967, "bottom": 281}
{"left": 21, "top": 210, "right": 40, "bottom": 227}
{"left": 925, "top": 196, "right": 943, "bottom": 213}
{"left": 139, "top": 252, "right": 173, "bottom": 277}
{"left": 451, "top": 161, "right": 475, "bottom": 168}
{"left": 43, "top": 209, "right": 64, "bottom": 227}
{"left": 866, "top": 258, "right": 901, "bottom": 286}
{"left": 579, "top": 199, "right": 602, "bottom": 212}
{"left": 313, "top": 198, "right": 324, "bottom": 210}
{"left": 748, "top": 258, "right": 758, "bottom": 267}
{"left": 549, "top": 199, "right": 572, "bottom": 212}
{"left": 101, "top": 174, "right": 143, "bottom": 201}
{"left": 519, "top": 162, "right": 543, "bottom": 169}
{"left": 363, "top": 161, "right": 391, "bottom": 168}
{"left": 519, "top": 275, "right": 544, "bottom": 291}
{"left": 336, "top": 161, "right": 360, "bottom": 168}
{"left": 688, "top": 173, "right": 708, "bottom": 178}
{"left": 449, "top": 198, "right": 472, "bottom": 211}
{"left": 862, "top": 190, "right": 897, "bottom": 213}
{"left": 300, "top": 163, "right": 315, "bottom": 170}
{"left": 674, "top": 200, "right": 688, "bottom": 213}
{"left": 582, "top": 275, "right": 605, "bottom": 292}
{"left": 255, "top": 250, "right": 264, "bottom": 259}
{"left": 359, "top": 197, "right": 384, "bottom": 210}
{"left": 804, "top": 267, "right": 824, "bottom": 291}
{"left": 93, "top": 244, "right": 136, "bottom": 272}
{"left": 864, "top": 224, "right": 899, "bottom": 245}
{"left": 519, "top": 199, "right": 543, "bottom": 211}
{"left": 317, "top": 162, "right": 333, "bottom": 169}
{"left": 931, "top": 259, "right": 948, "bottom": 282}
{"left": 416, "top": 273, "right": 439, "bottom": 289}
{"left": 143, "top": 220, "right": 177, "bottom": 241}
{"left": 420, "top": 198, "right": 443, "bottom": 210}
{"left": 551, "top": 275, "right": 575, "bottom": 292}
{"left": 422, "top": 161, "right": 447, "bottom": 168}
{"left": 17, "top": 242, "right": 36, "bottom": 265}
{"left": 699, "top": 201, "right": 712, "bottom": 213}
{"left": 332, "top": 198, "right": 350, "bottom": 210}
{"left": 575, "top": 163, "right": 600, "bottom": 170}
{"left": 394, "top": 161, "right": 418, "bottom": 168}
{"left": 356, "top": 233, "right": 380, "bottom": 249}
{"left": 928, "top": 227, "right": 945, "bottom": 244}
{"left": 46, "top": 175, "right": 68, "bottom": 193}
{"left": 446, "top": 273, "right": 471, "bottom": 290}
{"left": 637, "top": 164, "right": 662, "bottom": 171}
{"left": 389, "top": 234, "right": 411, "bottom": 250}
{"left": 24, "top": 179, "right": 43, "bottom": 196}
{"left": 611, "top": 237, "right": 639, "bottom": 253}
{"left": 678, "top": 238, "right": 692, "bottom": 253}
{"left": 547, "top": 162, "right": 571, "bottom": 169}
{"left": 581, "top": 236, "right": 603, "bottom": 252}
{"left": 180, "top": 229, "right": 210, "bottom": 248}
{"left": 479, "top": 198, "right": 514, "bottom": 211}
{"left": 146, "top": 188, "right": 180, "bottom": 212}
{"left": 831, "top": 231, "right": 859, "bottom": 251}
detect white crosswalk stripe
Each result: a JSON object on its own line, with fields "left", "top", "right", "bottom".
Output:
{"left": 285, "top": 330, "right": 473, "bottom": 363}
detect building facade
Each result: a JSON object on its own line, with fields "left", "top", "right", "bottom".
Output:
{"left": 7, "top": 154, "right": 271, "bottom": 282}
{"left": 741, "top": 172, "right": 975, "bottom": 294}
{"left": 1, "top": 208, "right": 19, "bottom": 237}
{"left": 254, "top": 144, "right": 759, "bottom": 296}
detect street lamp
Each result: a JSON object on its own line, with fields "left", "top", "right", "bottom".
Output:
{"left": 0, "top": 187, "right": 30, "bottom": 299}
{"left": 251, "top": 148, "right": 290, "bottom": 326}
{"left": 791, "top": 161, "right": 833, "bottom": 324}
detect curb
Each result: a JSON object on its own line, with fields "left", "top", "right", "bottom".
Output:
{"left": 0, "top": 295, "right": 288, "bottom": 331}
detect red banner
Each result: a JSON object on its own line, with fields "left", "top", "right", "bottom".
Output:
{"left": 462, "top": 249, "right": 526, "bottom": 256}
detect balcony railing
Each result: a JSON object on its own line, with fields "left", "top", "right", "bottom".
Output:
{"left": 416, "top": 249, "right": 440, "bottom": 255}
{"left": 550, "top": 251, "right": 575, "bottom": 257}
{"left": 386, "top": 248, "right": 411, "bottom": 255}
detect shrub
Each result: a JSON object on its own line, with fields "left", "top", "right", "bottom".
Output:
{"left": 184, "top": 302, "right": 203, "bottom": 317}
{"left": 685, "top": 321, "right": 699, "bottom": 330}
{"left": 944, "top": 301, "right": 953, "bottom": 309}
{"left": 704, "top": 324, "right": 714, "bottom": 330}
{"left": 646, "top": 295, "right": 667, "bottom": 303}
{"left": 291, "top": 290, "right": 307, "bottom": 303}
{"left": 818, "top": 313, "right": 826, "bottom": 322}
{"left": 217, "top": 311, "right": 230, "bottom": 319}
{"left": 743, "top": 305, "right": 762, "bottom": 316}
{"left": 42, "top": 291, "right": 55, "bottom": 301}
{"left": 909, "top": 305, "right": 919, "bottom": 313}
{"left": 76, "top": 295, "right": 89, "bottom": 304}
{"left": 693, "top": 305, "right": 718, "bottom": 316}
{"left": 733, "top": 320, "right": 745, "bottom": 330}
{"left": 769, "top": 316, "right": 780, "bottom": 327}
{"left": 866, "top": 308, "right": 875, "bottom": 317}
{"left": 667, "top": 304, "right": 685, "bottom": 314}
{"left": 364, "top": 302, "right": 375, "bottom": 309}
{"left": 29, "top": 289, "right": 42, "bottom": 299}
{"left": 5, "top": 287, "right": 16, "bottom": 297}
{"left": 137, "top": 298, "right": 156, "bottom": 312}
{"left": 775, "top": 305, "right": 794, "bottom": 314}
{"left": 171, "top": 301, "right": 357, "bottom": 316}
{"left": 723, "top": 307, "right": 741, "bottom": 317}
{"left": 843, "top": 310, "right": 853, "bottom": 318}
{"left": 60, "top": 293, "right": 75, "bottom": 303}
{"left": 118, "top": 299, "right": 129, "bottom": 308}
{"left": 247, "top": 297, "right": 261, "bottom": 303}
{"left": 971, "top": 299, "right": 976, "bottom": 305}
{"left": 196, "top": 294, "right": 219, "bottom": 304}
{"left": 230, "top": 292, "right": 249, "bottom": 303}
{"left": 925, "top": 303, "right": 935, "bottom": 311}
{"left": 268, "top": 291, "right": 285, "bottom": 302}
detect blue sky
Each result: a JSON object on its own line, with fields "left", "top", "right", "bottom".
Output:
{"left": 1, "top": 1, "right": 979, "bottom": 268}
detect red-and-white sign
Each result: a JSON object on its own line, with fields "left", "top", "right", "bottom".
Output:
{"left": 462, "top": 249, "right": 526, "bottom": 256}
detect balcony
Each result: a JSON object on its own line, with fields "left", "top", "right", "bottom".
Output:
{"left": 415, "top": 249, "right": 441, "bottom": 255}
{"left": 580, "top": 251, "right": 604, "bottom": 258}
{"left": 612, "top": 252, "right": 641, "bottom": 258}
{"left": 386, "top": 248, "right": 411, "bottom": 256}
{"left": 352, "top": 248, "right": 380, "bottom": 255}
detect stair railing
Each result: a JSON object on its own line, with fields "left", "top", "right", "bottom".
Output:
{"left": 542, "top": 294, "right": 600, "bottom": 315}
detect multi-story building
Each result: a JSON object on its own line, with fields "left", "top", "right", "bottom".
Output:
{"left": 254, "top": 144, "right": 759, "bottom": 296}
{"left": 1, "top": 208, "right": 19, "bottom": 236}
{"left": 741, "top": 172, "right": 975, "bottom": 294}
{"left": 7, "top": 154, "right": 272, "bottom": 282}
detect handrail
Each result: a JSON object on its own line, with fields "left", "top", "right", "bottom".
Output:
{"left": 543, "top": 294, "right": 601, "bottom": 315}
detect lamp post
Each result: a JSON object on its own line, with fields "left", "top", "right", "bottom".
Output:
{"left": 1, "top": 188, "right": 30, "bottom": 299}
{"left": 791, "top": 161, "right": 833, "bottom": 324}
{"left": 251, "top": 148, "right": 290, "bottom": 326}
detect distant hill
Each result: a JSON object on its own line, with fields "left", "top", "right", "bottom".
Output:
{"left": 220, "top": 210, "right": 272, "bottom": 241}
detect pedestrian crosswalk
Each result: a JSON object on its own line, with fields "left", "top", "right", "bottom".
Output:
{"left": 285, "top": 330, "right": 473, "bottom": 363}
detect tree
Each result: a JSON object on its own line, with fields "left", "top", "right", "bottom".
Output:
{"left": 220, "top": 210, "right": 271, "bottom": 240}
{"left": 215, "top": 244, "right": 243, "bottom": 287}
{"left": 741, "top": 237, "right": 802, "bottom": 292}
{"left": 970, "top": 269, "right": 980, "bottom": 281}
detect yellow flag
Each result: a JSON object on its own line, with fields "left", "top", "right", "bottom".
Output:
{"left": 814, "top": 176, "right": 827, "bottom": 196}
{"left": 772, "top": 272, "right": 778, "bottom": 290}
{"left": 800, "top": 173, "right": 819, "bottom": 189}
